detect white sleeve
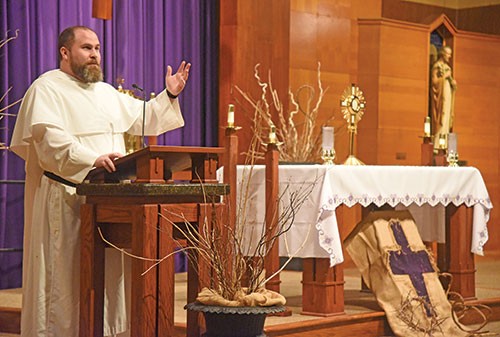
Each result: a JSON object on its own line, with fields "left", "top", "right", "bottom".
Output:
{"left": 31, "top": 123, "right": 100, "bottom": 184}
{"left": 126, "top": 90, "right": 184, "bottom": 136}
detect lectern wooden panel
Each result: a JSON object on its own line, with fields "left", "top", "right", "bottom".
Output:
{"left": 77, "top": 146, "right": 229, "bottom": 337}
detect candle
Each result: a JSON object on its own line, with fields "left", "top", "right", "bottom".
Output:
{"left": 227, "top": 104, "right": 235, "bottom": 126}
{"left": 322, "top": 126, "right": 334, "bottom": 150}
{"left": 424, "top": 116, "right": 431, "bottom": 137}
{"left": 439, "top": 134, "right": 446, "bottom": 148}
{"left": 269, "top": 125, "right": 276, "bottom": 144}
{"left": 448, "top": 132, "right": 457, "bottom": 153}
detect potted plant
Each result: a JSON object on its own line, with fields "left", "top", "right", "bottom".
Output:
{"left": 162, "top": 134, "right": 314, "bottom": 337}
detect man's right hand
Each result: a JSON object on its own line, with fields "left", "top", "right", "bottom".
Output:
{"left": 94, "top": 152, "right": 124, "bottom": 172}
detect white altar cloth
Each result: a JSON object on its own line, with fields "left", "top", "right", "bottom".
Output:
{"left": 222, "top": 165, "right": 492, "bottom": 267}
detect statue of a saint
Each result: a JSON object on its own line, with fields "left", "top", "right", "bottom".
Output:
{"left": 431, "top": 46, "right": 457, "bottom": 149}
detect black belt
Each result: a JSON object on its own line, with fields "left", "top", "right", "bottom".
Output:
{"left": 43, "top": 171, "right": 77, "bottom": 188}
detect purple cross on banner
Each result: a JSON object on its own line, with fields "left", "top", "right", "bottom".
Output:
{"left": 389, "top": 221, "right": 435, "bottom": 317}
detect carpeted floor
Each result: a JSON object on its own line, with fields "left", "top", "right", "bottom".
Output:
{"left": 1, "top": 258, "right": 500, "bottom": 336}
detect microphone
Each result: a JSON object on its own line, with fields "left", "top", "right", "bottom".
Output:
{"left": 132, "top": 83, "right": 146, "bottom": 149}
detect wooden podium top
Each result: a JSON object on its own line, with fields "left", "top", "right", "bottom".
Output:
{"left": 84, "top": 145, "right": 225, "bottom": 184}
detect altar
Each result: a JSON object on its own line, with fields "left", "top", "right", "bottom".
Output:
{"left": 225, "top": 164, "right": 493, "bottom": 315}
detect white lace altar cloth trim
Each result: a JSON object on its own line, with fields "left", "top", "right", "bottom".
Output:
{"left": 218, "top": 165, "right": 492, "bottom": 267}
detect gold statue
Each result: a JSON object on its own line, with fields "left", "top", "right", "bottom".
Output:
{"left": 431, "top": 46, "right": 457, "bottom": 150}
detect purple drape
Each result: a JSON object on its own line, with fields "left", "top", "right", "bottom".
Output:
{"left": 0, "top": 0, "right": 219, "bottom": 289}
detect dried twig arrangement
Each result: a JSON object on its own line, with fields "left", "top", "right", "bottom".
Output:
{"left": 234, "top": 62, "right": 330, "bottom": 163}
{"left": 160, "top": 133, "right": 316, "bottom": 301}
{"left": 1, "top": 30, "right": 21, "bottom": 150}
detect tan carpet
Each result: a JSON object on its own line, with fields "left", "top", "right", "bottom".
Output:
{"left": 1, "top": 259, "right": 500, "bottom": 335}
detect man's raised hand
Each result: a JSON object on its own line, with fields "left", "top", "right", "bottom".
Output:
{"left": 165, "top": 61, "right": 191, "bottom": 97}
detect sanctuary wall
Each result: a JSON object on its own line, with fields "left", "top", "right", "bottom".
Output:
{"left": 219, "top": 0, "right": 500, "bottom": 258}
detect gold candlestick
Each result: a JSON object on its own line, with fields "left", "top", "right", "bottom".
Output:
{"left": 321, "top": 149, "right": 336, "bottom": 165}
{"left": 340, "top": 83, "right": 366, "bottom": 165}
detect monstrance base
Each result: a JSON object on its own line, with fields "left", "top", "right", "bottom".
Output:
{"left": 343, "top": 155, "right": 365, "bottom": 166}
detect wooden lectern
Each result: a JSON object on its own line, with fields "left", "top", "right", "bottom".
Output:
{"left": 77, "top": 146, "right": 229, "bottom": 337}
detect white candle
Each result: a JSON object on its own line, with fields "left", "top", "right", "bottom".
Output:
{"left": 448, "top": 132, "right": 457, "bottom": 153}
{"left": 424, "top": 117, "right": 431, "bottom": 136}
{"left": 322, "top": 126, "right": 334, "bottom": 150}
{"left": 269, "top": 125, "right": 276, "bottom": 144}
{"left": 439, "top": 134, "right": 446, "bottom": 148}
{"left": 227, "top": 104, "right": 235, "bottom": 126}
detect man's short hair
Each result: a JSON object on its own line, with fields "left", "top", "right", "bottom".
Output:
{"left": 57, "top": 26, "right": 95, "bottom": 61}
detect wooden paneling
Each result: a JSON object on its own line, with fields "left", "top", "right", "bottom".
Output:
{"left": 382, "top": 0, "right": 500, "bottom": 35}
{"left": 382, "top": 0, "right": 457, "bottom": 25}
{"left": 458, "top": 5, "right": 500, "bottom": 35}
{"left": 357, "top": 19, "right": 429, "bottom": 166}
{"left": 357, "top": 16, "right": 500, "bottom": 254}
{"left": 219, "top": 0, "right": 290, "bottom": 163}
{"left": 453, "top": 32, "right": 500, "bottom": 251}
{"left": 289, "top": 0, "right": 381, "bottom": 165}
{"left": 220, "top": 0, "right": 500, "bottom": 256}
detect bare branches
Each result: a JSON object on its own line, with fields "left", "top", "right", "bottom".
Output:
{"left": 96, "top": 131, "right": 317, "bottom": 304}
{"left": 1, "top": 29, "right": 21, "bottom": 150}
{"left": 234, "top": 62, "right": 331, "bottom": 163}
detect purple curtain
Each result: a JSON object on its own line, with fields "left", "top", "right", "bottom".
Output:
{"left": 0, "top": 0, "right": 219, "bottom": 289}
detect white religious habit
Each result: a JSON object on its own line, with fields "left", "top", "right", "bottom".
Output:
{"left": 10, "top": 69, "right": 185, "bottom": 337}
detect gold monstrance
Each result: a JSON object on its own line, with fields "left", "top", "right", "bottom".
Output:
{"left": 340, "top": 83, "right": 366, "bottom": 165}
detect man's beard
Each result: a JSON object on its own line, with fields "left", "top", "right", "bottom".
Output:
{"left": 71, "top": 61, "right": 103, "bottom": 83}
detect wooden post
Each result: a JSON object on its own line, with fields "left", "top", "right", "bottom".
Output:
{"left": 223, "top": 127, "right": 238, "bottom": 230}
{"left": 131, "top": 205, "right": 158, "bottom": 337}
{"left": 92, "top": 0, "right": 112, "bottom": 20}
{"left": 421, "top": 137, "right": 434, "bottom": 166}
{"left": 301, "top": 258, "right": 345, "bottom": 316}
{"left": 302, "top": 205, "right": 347, "bottom": 316}
{"left": 158, "top": 206, "right": 175, "bottom": 337}
{"left": 79, "top": 204, "right": 105, "bottom": 337}
{"left": 446, "top": 205, "right": 476, "bottom": 300}
{"left": 264, "top": 143, "right": 280, "bottom": 292}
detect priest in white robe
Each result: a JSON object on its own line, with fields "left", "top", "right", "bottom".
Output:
{"left": 10, "top": 25, "right": 190, "bottom": 337}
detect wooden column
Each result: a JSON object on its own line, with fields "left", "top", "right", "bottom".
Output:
{"left": 301, "top": 205, "right": 347, "bottom": 316}
{"left": 130, "top": 205, "right": 158, "bottom": 337}
{"left": 264, "top": 143, "right": 280, "bottom": 292}
{"left": 185, "top": 204, "right": 215, "bottom": 337}
{"left": 421, "top": 137, "right": 434, "bottom": 166}
{"left": 92, "top": 0, "right": 112, "bottom": 20}
{"left": 79, "top": 204, "right": 105, "bottom": 337}
{"left": 301, "top": 258, "right": 345, "bottom": 316}
{"left": 219, "top": 0, "right": 290, "bottom": 164}
{"left": 157, "top": 207, "right": 175, "bottom": 337}
{"left": 223, "top": 127, "right": 238, "bottom": 232}
{"left": 445, "top": 205, "right": 476, "bottom": 300}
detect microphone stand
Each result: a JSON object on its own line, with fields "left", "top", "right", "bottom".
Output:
{"left": 132, "top": 83, "right": 146, "bottom": 148}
